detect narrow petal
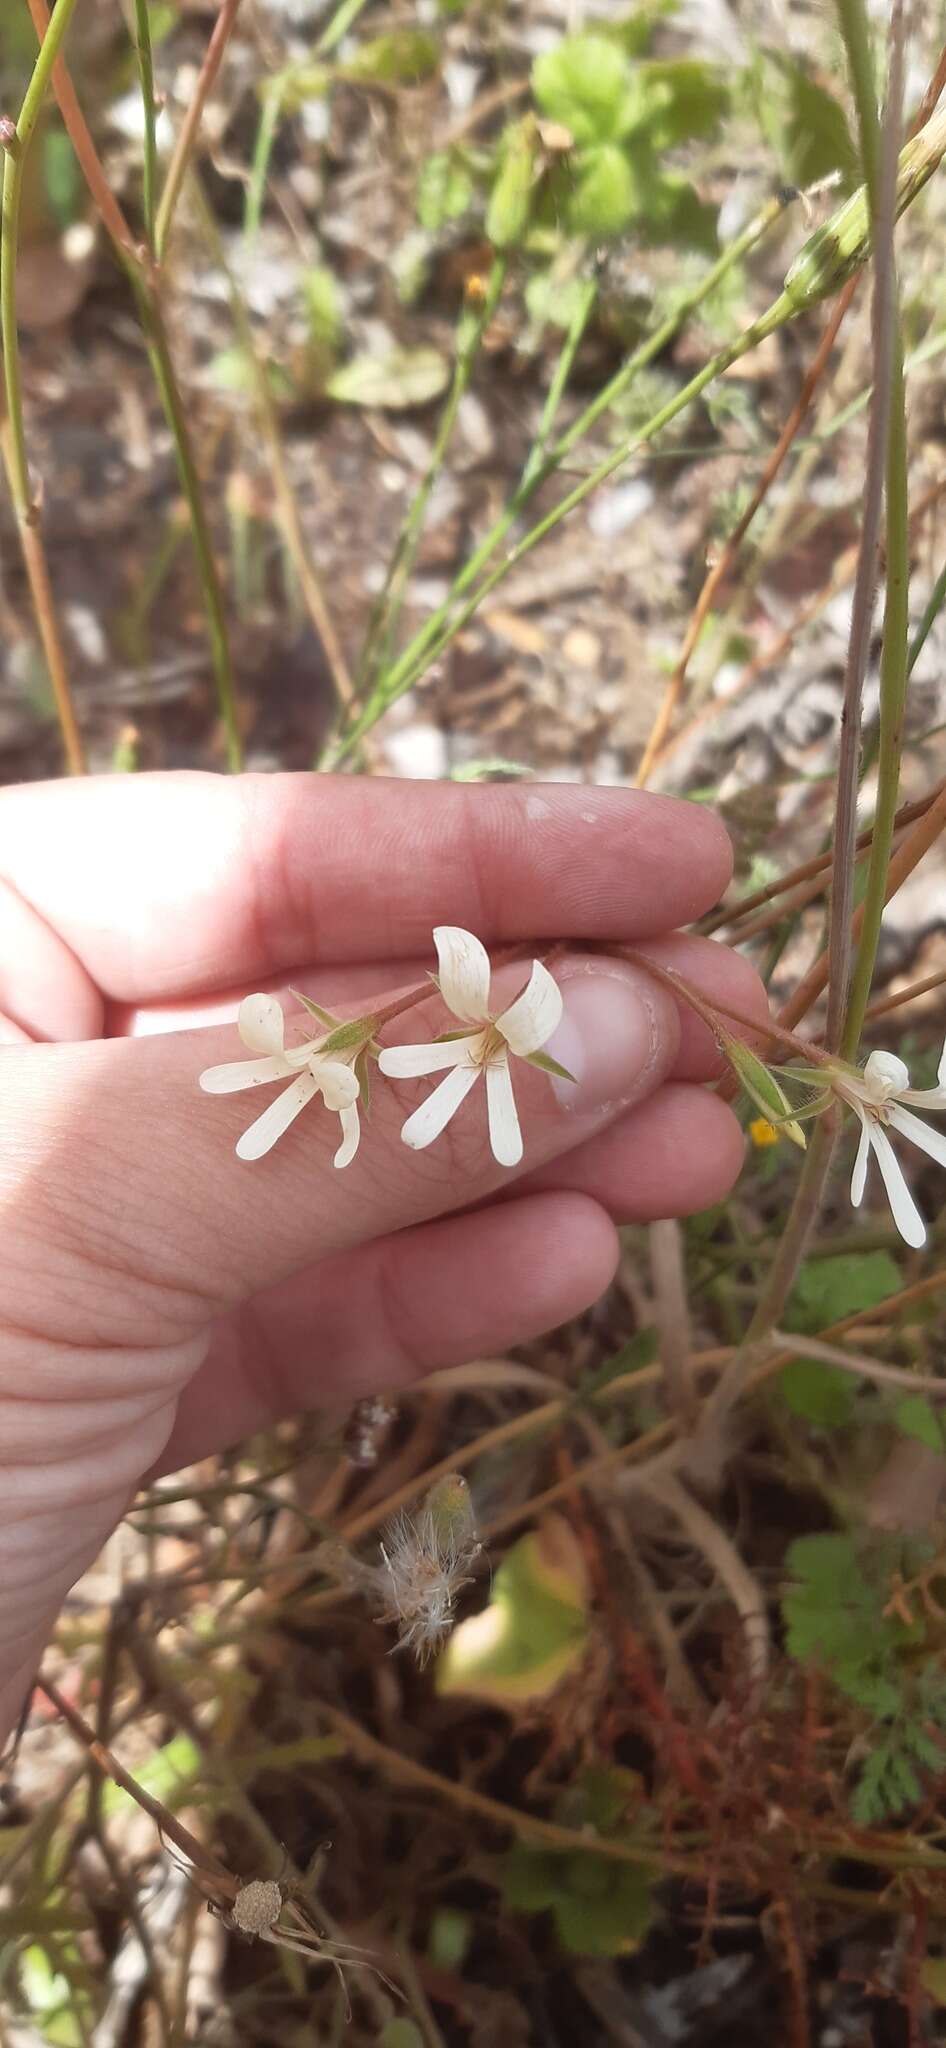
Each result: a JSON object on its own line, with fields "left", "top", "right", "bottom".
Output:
{"left": 939, "top": 1035, "right": 946, "bottom": 1089}
{"left": 400, "top": 1063, "right": 481, "bottom": 1151}
{"left": 199, "top": 1055, "right": 291, "bottom": 1094}
{"left": 379, "top": 1035, "right": 481, "bottom": 1079}
{"left": 313, "top": 1058, "right": 361, "bottom": 1111}
{"left": 863, "top": 1049, "right": 910, "bottom": 1099}
{"left": 868, "top": 1124, "right": 927, "bottom": 1249}
{"left": 485, "top": 1056, "right": 523, "bottom": 1167}
{"left": 497, "top": 959, "right": 563, "bottom": 1057}
{"left": 433, "top": 927, "right": 492, "bottom": 1023}
{"left": 850, "top": 1107, "right": 871, "bottom": 1208}
{"left": 235, "top": 1070, "right": 320, "bottom": 1160}
{"left": 238, "top": 993, "right": 286, "bottom": 1056}
{"left": 887, "top": 1104, "right": 946, "bottom": 1170}
{"left": 333, "top": 1102, "right": 361, "bottom": 1169}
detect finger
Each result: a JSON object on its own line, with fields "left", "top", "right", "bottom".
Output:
{"left": 0, "top": 773, "right": 732, "bottom": 1023}
{"left": 116, "top": 934, "right": 769, "bottom": 1083}
{"left": 4, "top": 956, "right": 680, "bottom": 1351}
{"left": 517, "top": 1083, "right": 746, "bottom": 1220}
{"left": 156, "top": 1190, "right": 620, "bottom": 1471}
{"left": 637, "top": 934, "right": 770, "bottom": 1078}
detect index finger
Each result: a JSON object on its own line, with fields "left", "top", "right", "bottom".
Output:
{"left": 0, "top": 772, "right": 731, "bottom": 1004}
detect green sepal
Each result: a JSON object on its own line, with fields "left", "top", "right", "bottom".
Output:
{"left": 435, "top": 1027, "right": 479, "bottom": 1043}
{"left": 355, "top": 1047, "right": 373, "bottom": 1116}
{"left": 290, "top": 989, "right": 338, "bottom": 1029}
{"left": 318, "top": 1016, "right": 373, "bottom": 1057}
{"left": 526, "top": 1050, "right": 577, "bottom": 1085}
{"left": 721, "top": 1034, "right": 807, "bottom": 1149}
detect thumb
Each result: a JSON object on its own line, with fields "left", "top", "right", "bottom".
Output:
{"left": 5, "top": 954, "right": 678, "bottom": 1354}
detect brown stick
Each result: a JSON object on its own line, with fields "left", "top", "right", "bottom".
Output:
{"left": 155, "top": 0, "right": 243, "bottom": 259}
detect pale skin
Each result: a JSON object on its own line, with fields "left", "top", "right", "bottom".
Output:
{"left": 0, "top": 772, "right": 768, "bottom": 1746}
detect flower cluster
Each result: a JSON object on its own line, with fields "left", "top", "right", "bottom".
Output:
{"left": 199, "top": 925, "right": 568, "bottom": 1169}
{"left": 830, "top": 1040, "right": 946, "bottom": 1250}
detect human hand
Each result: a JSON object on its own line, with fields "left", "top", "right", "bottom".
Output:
{"left": 0, "top": 771, "right": 764, "bottom": 1742}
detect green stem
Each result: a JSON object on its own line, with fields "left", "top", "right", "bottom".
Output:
{"left": 835, "top": 0, "right": 882, "bottom": 203}
{"left": 520, "top": 271, "right": 598, "bottom": 486}
{"left": 133, "top": 281, "right": 243, "bottom": 768}
{"left": 0, "top": 0, "right": 86, "bottom": 774}
{"left": 132, "top": 0, "right": 157, "bottom": 248}
{"left": 841, "top": 335, "right": 909, "bottom": 1055}
{"left": 336, "top": 295, "right": 793, "bottom": 758}
{"left": 1, "top": 0, "right": 82, "bottom": 512}
{"left": 839, "top": 0, "right": 909, "bottom": 1058}
{"left": 323, "top": 195, "right": 790, "bottom": 761}
{"left": 358, "top": 253, "right": 507, "bottom": 693}
{"left": 244, "top": 74, "right": 288, "bottom": 244}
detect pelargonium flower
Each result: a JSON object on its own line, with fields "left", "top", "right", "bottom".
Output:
{"left": 832, "top": 1041, "right": 946, "bottom": 1248}
{"left": 377, "top": 926, "right": 567, "bottom": 1168}
{"left": 199, "top": 993, "right": 362, "bottom": 1165}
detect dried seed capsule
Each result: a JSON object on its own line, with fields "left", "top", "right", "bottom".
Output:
{"left": 230, "top": 1879, "right": 283, "bottom": 1937}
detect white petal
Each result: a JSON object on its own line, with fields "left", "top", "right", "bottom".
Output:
{"left": 485, "top": 1056, "right": 523, "bottom": 1167}
{"left": 235, "top": 1070, "right": 320, "bottom": 1159}
{"left": 238, "top": 993, "right": 286, "bottom": 1056}
{"left": 850, "top": 1108, "right": 871, "bottom": 1207}
{"left": 939, "top": 1035, "right": 946, "bottom": 1089}
{"left": 863, "top": 1049, "right": 911, "bottom": 1100}
{"left": 333, "top": 1102, "right": 361, "bottom": 1169}
{"left": 497, "top": 960, "right": 563, "bottom": 1058}
{"left": 400, "top": 1063, "right": 481, "bottom": 1150}
{"left": 378, "top": 1035, "right": 481, "bottom": 1079}
{"left": 199, "top": 1055, "right": 291, "bottom": 1094}
{"left": 313, "top": 1058, "right": 361, "bottom": 1110}
{"left": 868, "top": 1124, "right": 927, "bottom": 1249}
{"left": 887, "top": 1104, "right": 946, "bottom": 1170}
{"left": 433, "top": 927, "right": 492, "bottom": 1023}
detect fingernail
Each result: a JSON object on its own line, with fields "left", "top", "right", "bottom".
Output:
{"left": 546, "top": 965, "right": 668, "bottom": 1113}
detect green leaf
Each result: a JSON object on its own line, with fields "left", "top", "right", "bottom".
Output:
{"left": 894, "top": 1395, "right": 946, "bottom": 1454}
{"left": 209, "top": 347, "right": 295, "bottom": 404}
{"left": 553, "top": 1861, "right": 652, "bottom": 1955}
{"left": 921, "top": 1957, "right": 946, "bottom": 2004}
{"left": 380, "top": 2024, "right": 426, "bottom": 2048}
{"left": 635, "top": 59, "right": 729, "bottom": 148}
{"left": 340, "top": 30, "right": 438, "bottom": 84}
{"left": 428, "top": 1907, "right": 472, "bottom": 1969}
{"left": 437, "top": 1516, "right": 590, "bottom": 1704}
{"left": 785, "top": 1251, "right": 902, "bottom": 1332}
{"left": 776, "top": 57, "right": 859, "bottom": 190}
{"left": 779, "top": 1358, "right": 856, "bottom": 1432}
{"left": 326, "top": 347, "right": 449, "bottom": 409}
{"left": 568, "top": 143, "right": 639, "bottom": 236}
{"left": 302, "top": 265, "right": 343, "bottom": 356}
{"left": 416, "top": 150, "right": 475, "bottom": 232}
{"left": 533, "top": 35, "right": 632, "bottom": 148}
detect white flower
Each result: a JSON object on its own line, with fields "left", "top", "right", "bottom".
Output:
{"left": 377, "top": 926, "right": 565, "bottom": 1168}
{"left": 832, "top": 1040, "right": 946, "bottom": 1248}
{"left": 199, "top": 993, "right": 362, "bottom": 1166}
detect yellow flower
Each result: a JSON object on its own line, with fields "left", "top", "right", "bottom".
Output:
{"left": 750, "top": 1117, "right": 780, "bottom": 1148}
